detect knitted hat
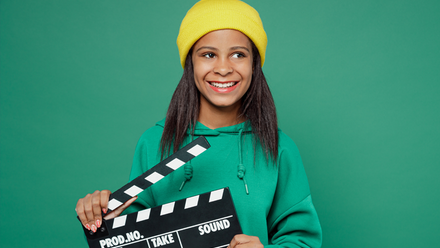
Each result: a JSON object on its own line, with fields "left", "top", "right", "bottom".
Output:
{"left": 177, "top": 0, "right": 267, "bottom": 68}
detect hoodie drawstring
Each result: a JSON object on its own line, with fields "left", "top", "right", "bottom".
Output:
{"left": 180, "top": 135, "right": 194, "bottom": 191}
{"left": 237, "top": 129, "right": 249, "bottom": 195}
{"left": 179, "top": 160, "right": 193, "bottom": 191}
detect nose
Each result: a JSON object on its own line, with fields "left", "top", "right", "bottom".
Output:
{"left": 213, "top": 58, "right": 233, "bottom": 76}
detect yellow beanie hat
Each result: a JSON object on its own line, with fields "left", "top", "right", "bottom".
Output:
{"left": 177, "top": 0, "right": 267, "bottom": 68}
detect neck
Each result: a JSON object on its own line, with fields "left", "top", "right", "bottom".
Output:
{"left": 198, "top": 97, "right": 245, "bottom": 129}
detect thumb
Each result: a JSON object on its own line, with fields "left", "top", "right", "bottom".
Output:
{"left": 103, "top": 196, "right": 137, "bottom": 220}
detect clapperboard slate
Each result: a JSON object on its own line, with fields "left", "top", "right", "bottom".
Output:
{"left": 80, "top": 136, "right": 242, "bottom": 248}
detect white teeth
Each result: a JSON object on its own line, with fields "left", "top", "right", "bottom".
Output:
{"left": 210, "top": 82, "right": 237, "bottom": 88}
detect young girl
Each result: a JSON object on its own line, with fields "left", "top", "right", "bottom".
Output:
{"left": 76, "top": 0, "right": 322, "bottom": 247}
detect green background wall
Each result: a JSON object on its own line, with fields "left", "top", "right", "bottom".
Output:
{"left": 1, "top": 0, "right": 439, "bottom": 247}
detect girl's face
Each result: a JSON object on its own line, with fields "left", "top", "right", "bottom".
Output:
{"left": 192, "top": 29, "right": 253, "bottom": 113}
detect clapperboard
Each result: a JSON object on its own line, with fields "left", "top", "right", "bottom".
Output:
{"left": 80, "top": 136, "right": 242, "bottom": 248}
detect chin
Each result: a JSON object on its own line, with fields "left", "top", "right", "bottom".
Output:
{"left": 211, "top": 100, "right": 239, "bottom": 109}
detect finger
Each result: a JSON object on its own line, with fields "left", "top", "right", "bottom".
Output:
{"left": 228, "top": 234, "right": 242, "bottom": 248}
{"left": 100, "top": 190, "right": 111, "bottom": 215}
{"left": 234, "top": 243, "right": 261, "bottom": 248}
{"left": 104, "top": 196, "right": 137, "bottom": 220}
{"left": 83, "top": 193, "right": 96, "bottom": 232}
{"left": 228, "top": 234, "right": 253, "bottom": 248}
{"left": 234, "top": 235, "right": 263, "bottom": 248}
{"left": 76, "top": 198, "right": 90, "bottom": 230}
{"left": 92, "top": 190, "right": 102, "bottom": 230}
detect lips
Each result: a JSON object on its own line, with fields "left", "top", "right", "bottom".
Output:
{"left": 209, "top": 81, "right": 237, "bottom": 88}
{"left": 207, "top": 81, "right": 240, "bottom": 93}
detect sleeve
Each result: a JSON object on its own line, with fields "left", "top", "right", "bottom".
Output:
{"left": 122, "top": 131, "right": 157, "bottom": 214}
{"left": 266, "top": 135, "right": 322, "bottom": 248}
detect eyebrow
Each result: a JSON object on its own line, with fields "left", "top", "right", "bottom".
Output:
{"left": 195, "top": 46, "right": 250, "bottom": 53}
{"left": 230, "top": 46, "right": 250, "bottom": 53}
{"left": 195, "top": 46, "right": 218, "bottom": 53}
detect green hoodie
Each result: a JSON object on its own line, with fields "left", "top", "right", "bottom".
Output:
{"left": 125, "top": 119, "right": 322, "bottom": 247}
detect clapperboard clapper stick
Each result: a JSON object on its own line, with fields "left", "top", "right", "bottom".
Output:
{"left": 79, "top": 136, "right": 243, "bottom": 248}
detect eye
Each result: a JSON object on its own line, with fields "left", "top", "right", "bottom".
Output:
{"left": 231, "top": 52, "right": 245, "bottom": 58}
{"left": 203, "top": 52, "right": 215, "bottom": 59}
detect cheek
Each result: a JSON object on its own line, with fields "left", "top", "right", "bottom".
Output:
{"left": 239, "top": 65, "right": 253, "bottom": 82}
{"left": 192, "top": 69, "right": 208, "bottom": 95}
{"left": 242, "top": 68, "right": 253, "bottom": 93}
{"left": 192, "top": 67, "right": 203, "bottom": 84}
{"left": 193, "top": 63, "right": 210, "bottom": 83}
{"left": 193, "top": 74, "right": 203, "bottom": 94}
{"left": 237, "top": 59, "right": 253, "bottom": 78}
{"left": 242, "top": 79, "right": 252, "bottom": 94}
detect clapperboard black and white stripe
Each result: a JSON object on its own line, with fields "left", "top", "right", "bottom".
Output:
{"left": 106, "top": 136, "right": 211, "bottom": 214}
{"left": 79, "top": 136, "right": 243, "bottom": 248}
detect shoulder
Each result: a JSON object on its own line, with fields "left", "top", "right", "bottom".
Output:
{"left": 132, "top": 119, "right": 165, "bottom": 168}
{"left": 277, "top": 128, "right": 301, "bottom": 159}
{"left": 136, "top": 119, "right": 165, "bottom": 145}
{"left": 133, "top": 120, "right": 165, "bottom": 160}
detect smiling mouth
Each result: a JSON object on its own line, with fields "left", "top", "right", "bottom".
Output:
{"left": 208, "top": 81, "right": 238, "bottom": 88}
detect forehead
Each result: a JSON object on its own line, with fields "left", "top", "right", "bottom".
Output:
{"left": 193, "top": 29, "right": 252, "bottom": 49}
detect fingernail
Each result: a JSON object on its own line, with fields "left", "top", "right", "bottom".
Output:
{"left": 91, "top": 225, "right": 97, "bottom": 233}
{"left": 85, "top": 224, "right": 90, "bottom": 230}
{"left": 96, "top": 219, "right": 101, "bottom": 228}
{"left": 103, "top": 208, "right": 107, "bottom": 214}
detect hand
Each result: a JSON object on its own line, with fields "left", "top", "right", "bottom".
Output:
{"left": 228, "top": 234, "right": 264, "bottom": 248}
{"left": 75, "top": 190, "right": 137, "bottom": 233}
